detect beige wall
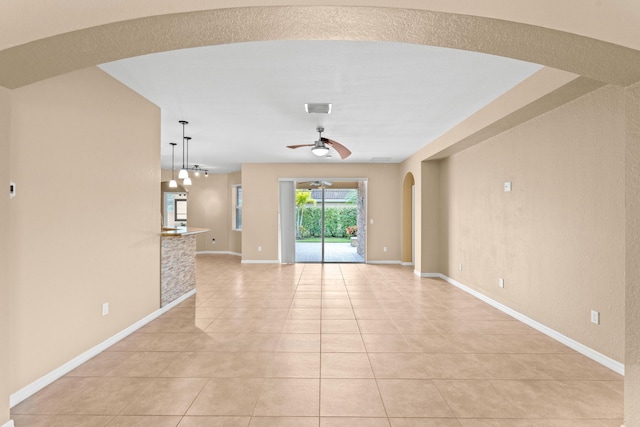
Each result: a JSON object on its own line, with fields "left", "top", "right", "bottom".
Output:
{"left": 9, "top": 67, "right": 161, "bottom": 391}
{"left": 241, "top": 163, "right": 401, "bottom": 262}
{"left": 439, "top": 84, "right": 625, "bottom": 362}
{"left": 626, "top": 82, "right": 640, "bottom": 425}
{"left": 0, "top": 87, "right": 11, "bottom": 425}
{"left": 420, "top": 161, "right": 442, "bottom": 274}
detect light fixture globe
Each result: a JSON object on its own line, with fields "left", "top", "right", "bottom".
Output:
{"left": 311, "top": 145, "right": 330, "bottom": 157}
{"left": 168, "top": 179, "right": 178, "bottom": 188}
{"left": 183, "top": 176, "right": 192, "bottom": 186}
{"left": 178, "top": 169, "right": 188, "bottom": 179}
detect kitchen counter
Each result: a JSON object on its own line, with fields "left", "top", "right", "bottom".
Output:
{"left": 161, "top": 227, "right": 210, "bottom": 237}
{"left": 160, "top": 227, "right": 209, "bottom": 306}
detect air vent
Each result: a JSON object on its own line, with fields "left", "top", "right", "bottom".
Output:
{"left": 305, "top": 103, "right": 332, "bottom": 114}
{"left": 370, "top": 157, "right": 392, "bottom": 162}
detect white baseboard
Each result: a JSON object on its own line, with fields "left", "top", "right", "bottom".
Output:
{"left": 2, "top": 420, "right": 14, "bottom": 427}
{"left": 430, "top": 273, "right": 624, "bottom": 375}
{"left": 197, "top": 251, "right": 241, "bottom": 256}
{"left": 367, "top": 260, "right": 402, "bottom": 265}
{"left": 419, "top": 272, "right": 441, "bottom": 278}
{"left": 9, "top": 289, "right": 196, "bottom": 408}
{"left": 400, "top": 262, "right": 415, "bottom": 266}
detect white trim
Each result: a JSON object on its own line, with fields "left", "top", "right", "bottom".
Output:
{"left": 2, "top": 420, "right": 15, "bottom": 427}
{"left": 241, "top": 259, "right": 280, "bottom": 264}
{"left": 420, "top": 272, "right": 441, "bottom": 278}
{"left": 197, "top": 251, "right": 241, "bottom": 256}
{"left": 400, "top": 262, "right": 414, "bottom": 266}
{"left": 367, "top": 260, "right": 402, "bottom": 265}
{"left": 9, "top": 289, "right": 196, "bottom": 408}
{"left": 434, "top": 274, "right": 625, "bottom": 375}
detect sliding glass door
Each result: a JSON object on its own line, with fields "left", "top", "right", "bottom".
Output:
{"left": 293, "top": 179, "right": 365, "bottom": 263}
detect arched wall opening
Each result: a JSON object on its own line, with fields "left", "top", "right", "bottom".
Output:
{"left": 2, "top": 4, "right": 639, "bottom": 424}
{"left": 1, "top": 6, "right": 640, "bottom": 89}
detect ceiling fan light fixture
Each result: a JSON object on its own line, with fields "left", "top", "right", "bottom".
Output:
{"left": 311, "top": 145, "right": 330, "bottom": 156}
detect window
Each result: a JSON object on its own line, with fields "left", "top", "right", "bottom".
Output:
{"left": 232, "top": 185, "right": 242, "bottom": 230}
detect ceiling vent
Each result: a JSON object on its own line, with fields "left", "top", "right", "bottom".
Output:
{"left": 305, "top": 103, "right": 332, "bottom": 114}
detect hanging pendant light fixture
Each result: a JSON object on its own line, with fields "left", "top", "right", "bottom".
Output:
{"left": 183, "top": 136, "right": 192, "bottom": 186}
{"left": 177, "top": 120, "right": 189, "bottom": 179}
{"left": 169, "top": 142, "right": 178, "bottom": 188}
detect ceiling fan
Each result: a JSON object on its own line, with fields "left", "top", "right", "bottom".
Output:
{"left": 287, "top": 127, "right": 352, "bottom": 159}
{"left": 298, "top": 180, "right": 333, "bottom": 188}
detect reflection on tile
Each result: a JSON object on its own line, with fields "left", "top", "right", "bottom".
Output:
{"left": 177, "top": 416, "right": 251, "bottom": 427}
{"left": 106, "top": 415, "right": 182, "bottom": 426}
{"left": 12, "top": 414, "right": 113, "bottom": 427}
{"left": 322, "top": 417, "right": 390, "bottom": 426}
{"left": 321, "top": 353, "right": 374, "bottom": 378}
{"left": 249, "top": 416, "right": 319, "bottom": 426}
{"left": 187, "top": 378, "right": 263, "bottom": 416}
{"left": 320, "top": 379, "right": 386, "bottom": 417}
{"left": 253, "top": 379, "right": 320, "bottom": 416}
{"left": 390, "top": 419, "right": 462, "bottom": 427}
{"left": 267, "top": 352, "right": 320, "bottom": 378}
{"left": 120, "top": 378, "right": 207, "bottom": 415}
{"left": 10, "top": 255, "right": 624, "bottom": 426}
{"left": 377, "top": 379, "right": 453, "bottom": 417}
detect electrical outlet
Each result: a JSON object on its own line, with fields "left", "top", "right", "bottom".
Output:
{"left": 102, "top": 303, "right": 109, "bottom": 316}
{"left": 211, "top": 238, "right": 216, "bottom": 244}
{"left": 459, "top": 264, "right": 463, "bottom": 271}
{"left": 591, "top": 310, "right": 600, "bottom": 325}
{"left": 383, "top": 246, "right": 388, "bottom": 252}
{"left": 498, "top": 278, "right": 504, "bottom": 288}
{"left": 258, "top": 246, "right": 262, "bottom": 252}
{"left": 504, "top": 181, "right": 512, "bottom": 192}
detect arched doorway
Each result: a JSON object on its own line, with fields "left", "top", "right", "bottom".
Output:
{"left": 1, "top": 6, "right": 638, "bottom": 89}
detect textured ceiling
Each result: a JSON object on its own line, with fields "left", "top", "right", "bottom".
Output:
{"left": 100, "top": 40, "right": 541, "bottom": 173}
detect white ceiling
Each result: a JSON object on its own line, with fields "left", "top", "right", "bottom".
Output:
{"left": 99, "top": 40, "right": 541, "bottom": 174}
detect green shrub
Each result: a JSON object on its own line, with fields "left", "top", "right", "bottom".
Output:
{"left": 298, "top": 206, "right": 358, "bottom": 238}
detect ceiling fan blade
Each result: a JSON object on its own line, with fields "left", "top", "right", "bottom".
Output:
{"left": 287, "top": 144, "right": 315, "bottom": 149}
{"left": 323, "top": 138, "right": 352, "bottom": 159}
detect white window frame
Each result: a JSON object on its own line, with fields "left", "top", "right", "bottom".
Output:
{"left": 232, "top": 185, "right": 242, "bottom": 231}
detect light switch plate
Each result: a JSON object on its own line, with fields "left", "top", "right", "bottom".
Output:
{"left": 504, "top": 181, "right": 512, "bottom": 192}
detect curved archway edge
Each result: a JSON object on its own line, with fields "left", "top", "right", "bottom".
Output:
{"left": 1, "top": 6, "right": 640, "bottom": 89}
{"left": 402, "top": 172, "right": 416, "bottom": 264}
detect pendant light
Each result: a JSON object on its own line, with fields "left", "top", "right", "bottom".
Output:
{"left": 183, "top": 136, "right": 192, "bottom": 186}
{"left": 168, "top": 142, "right": 178, "bottom": 188}
{"left": 177, "top": 120, "right": 189, "bottom": 179}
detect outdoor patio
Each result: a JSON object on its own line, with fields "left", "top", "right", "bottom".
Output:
{"left": 295, "top": 242, "right": 364, "bottom": 263}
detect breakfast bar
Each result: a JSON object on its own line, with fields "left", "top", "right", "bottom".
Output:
{"left": 160, "top": 227, "right": 209, "bottom": 306}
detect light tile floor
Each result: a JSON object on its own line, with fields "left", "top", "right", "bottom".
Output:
{"left": 12, "top": 255, "right": 624, "bottom": 426}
